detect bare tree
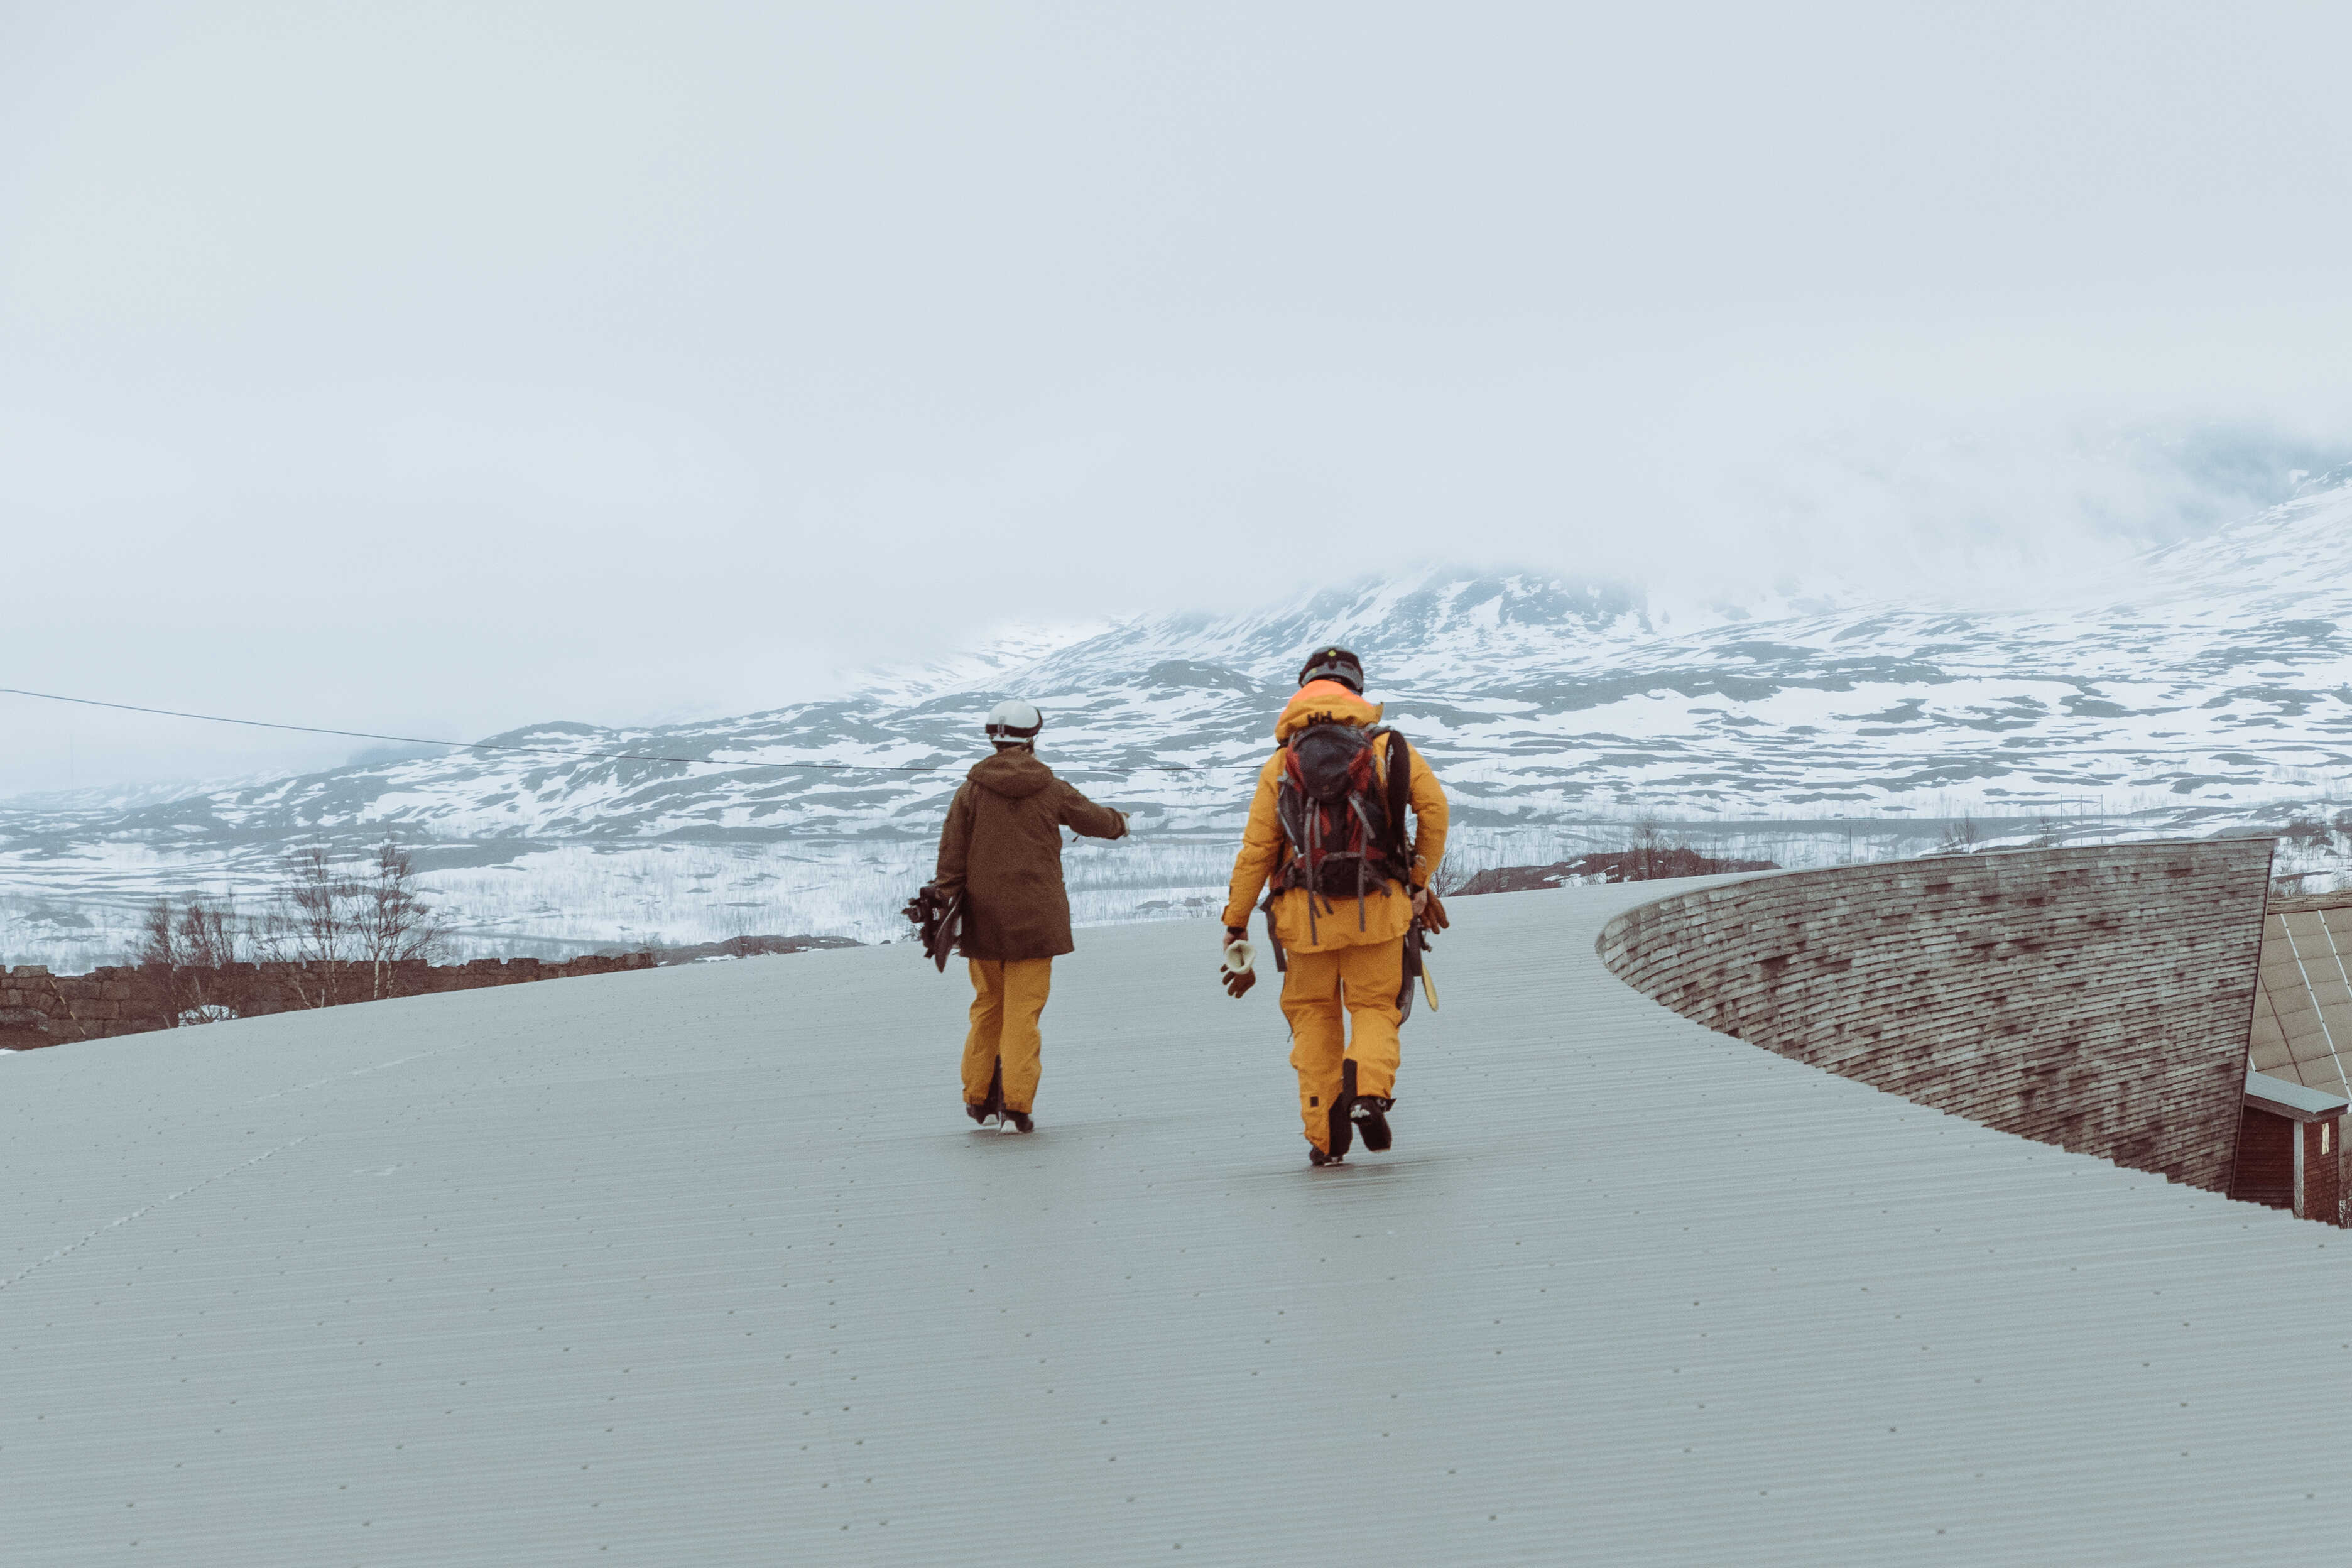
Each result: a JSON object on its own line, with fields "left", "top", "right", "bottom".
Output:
{"left": 258, "top": 844, "right": 364, "bottom": 1008}
{"left": 134, "top": 898, "right": 183, "bottom": 1021}
{"left": 1935, "top": 814, "right": 1979, "bottom": 856}
{"left": 1430, "top": 858, "right": 1476, "bottom": 899}
{"left": 134, "top": 893, "right": 248, "bottom": 1025}
{"left": 255, "top": 838, "right": 445, "bottom": 1006}
{"left": 135, "top": 898, "right": 182, "bottom": 969}
{"left": 1630, "top": 810, "right": 1667, "bottom": 881}
{"left": 352, "top": 836, "right": 445, "bottom": 999}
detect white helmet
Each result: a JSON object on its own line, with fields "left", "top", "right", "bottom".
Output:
{"left": 984, "top": 699, "right": 1043, "bottom": 745}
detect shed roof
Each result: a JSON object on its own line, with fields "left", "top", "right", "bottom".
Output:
{"left": 2245, "top": 1069, "right": 2351, "bottom": 1123}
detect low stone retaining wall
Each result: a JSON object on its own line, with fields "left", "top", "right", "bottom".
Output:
{"left": 0, "top": 953, "right": 657, "bottom": 1050}
{"left": 1598, "top": 840, "right": 2275, "bottom": 1192}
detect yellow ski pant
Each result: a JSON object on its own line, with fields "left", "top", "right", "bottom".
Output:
{"left": 962, "top": 957, "right": 1053, "bottom": 1114}
{"left": 1281, "top": 937, "right": 1404, "bottom": 1152}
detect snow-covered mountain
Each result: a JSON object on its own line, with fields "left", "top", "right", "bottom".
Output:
{"left": 6, "top": 479, "right": 2351, "bottom": 966}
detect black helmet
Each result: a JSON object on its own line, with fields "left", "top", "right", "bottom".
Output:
{"left": 1297, "top": 646, "right": 1364, "bottom": 694}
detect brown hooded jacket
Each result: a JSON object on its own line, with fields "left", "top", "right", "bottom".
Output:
{"left": 934, "top": 749, "right": 1128, "bottom": 961}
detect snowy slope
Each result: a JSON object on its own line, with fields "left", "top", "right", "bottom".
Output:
{"left": 45, "top": 486, "right": 2344, "bottom": 837}
{"left": 6, "top": 479, "right": 2351, "bottom": 962}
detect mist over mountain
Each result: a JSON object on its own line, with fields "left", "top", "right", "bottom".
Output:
{"left": 5, "top": 476, "right": 2350, "bottom": 967}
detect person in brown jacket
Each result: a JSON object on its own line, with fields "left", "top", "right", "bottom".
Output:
{"left": 930, "top": 699, "right": 1130, "bottom": 1133}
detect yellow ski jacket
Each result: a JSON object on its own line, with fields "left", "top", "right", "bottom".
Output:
{"left": 1220, "top": 680, "right": 1449, "bottom": 953}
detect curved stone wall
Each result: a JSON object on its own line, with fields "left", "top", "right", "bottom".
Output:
{"left": 1598, "top": 841, "right": 2275, "bottom": 1192}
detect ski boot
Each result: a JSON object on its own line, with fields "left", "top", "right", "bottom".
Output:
{"left": 999, "top": 1109, "right": 1034, "bottom": 1135}
{"left": 1322, "top": 1060, "right": 1364, "bottom": 1163}
{"left": 969, "top": 1062, "right": 1006, "bottom": 1129}
{"left": 1308, "top": 1143, "right": 1342, "bottom": 1167}
{"left": 1349, "top": 1095, "right": 1393, "bottom": 1152}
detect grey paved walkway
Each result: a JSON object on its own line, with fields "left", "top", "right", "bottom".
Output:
{"left": 6, "top": 882, "right": 2349, "bottom": 1565}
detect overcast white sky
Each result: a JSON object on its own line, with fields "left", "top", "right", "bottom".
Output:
{"left": 6, "top": 1, "right": 2352, "bottom": 797}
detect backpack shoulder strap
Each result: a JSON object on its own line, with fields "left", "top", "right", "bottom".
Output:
{"left": 1383, "top": 730, "right": 1412, "bottom": 876}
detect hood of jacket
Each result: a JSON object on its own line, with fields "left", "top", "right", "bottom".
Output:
{"left": 967, "top": 747, "right": 1056, "bottom": 799}
{"left": 1274, "top": 679, "right": 1385, "bottom": 741}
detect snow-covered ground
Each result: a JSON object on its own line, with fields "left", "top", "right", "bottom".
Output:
{"left": 7, "top": 477, "right": 2351, "bottom": 967}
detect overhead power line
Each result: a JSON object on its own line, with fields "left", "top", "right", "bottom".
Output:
{"left": 0, "top": 686, "right": 1253, "bottom": 775}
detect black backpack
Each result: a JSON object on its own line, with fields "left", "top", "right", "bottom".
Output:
{"left": 1273, "top": 721, "right": 1412, "bottom": 937}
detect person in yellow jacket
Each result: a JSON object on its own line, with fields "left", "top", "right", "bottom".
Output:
{"left": 1220, "top": 646, "right": 1448, "bottom": 1165}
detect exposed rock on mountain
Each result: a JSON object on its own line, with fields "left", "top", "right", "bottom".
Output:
{"left": 6, "top": 479, "right": 2350, "bottom": 965}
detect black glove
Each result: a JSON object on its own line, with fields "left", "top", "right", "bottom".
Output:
{"left": 904, "top": 885, "right": 948, "bottom": 938}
